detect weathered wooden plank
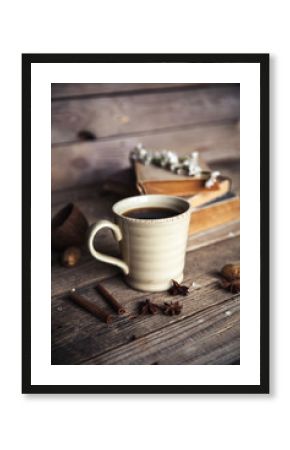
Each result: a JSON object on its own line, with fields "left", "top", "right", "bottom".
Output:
{"left": 51, "top": 83, "right": 195, "bottom": 99}
{"left": 52, "top": 277, "right": 239, "bottom": 365}
{"left": 51, "top": 236, "right": 239, "bottom": 364}
{"left": 51, "top": 85, "right": 240, "bottom": 144}
{"left": 83, "top": 297, "right": 240, "bottom": 365}
{"left": 52, "top": 121, "right": 240, "bottom": 190}
{"left": 52, "top": 183, "right": 105, "bottom": 208}
{"left": 187, "top": 221, "right": 240, "bottom": 252}
{"left": 52, "top": 187, "right": 117, "bottom": 221}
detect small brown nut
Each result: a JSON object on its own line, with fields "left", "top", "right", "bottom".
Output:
{"left": 61, "top": 247, "right": 81, "bottom": 268}
{"left": 221, "top": 263, "right": 240, "bottom": 281}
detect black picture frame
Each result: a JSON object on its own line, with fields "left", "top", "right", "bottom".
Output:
{"left": 22, "top": 53, "right": 269, "bottom": 394}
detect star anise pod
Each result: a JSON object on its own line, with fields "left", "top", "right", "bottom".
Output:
{"left": 138, "top": 299, "right": 160, "bottom": 315}
{"left": 168, "top": 279, "right": 189, "bottom": 296}
{"left": 161, "top": 301, "right": 183, "bottom": 316}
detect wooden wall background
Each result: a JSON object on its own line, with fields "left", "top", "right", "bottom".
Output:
{"left": 51, "top": 83, "right": 240, "bottom": 191}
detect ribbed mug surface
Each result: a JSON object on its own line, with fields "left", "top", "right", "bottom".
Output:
{"left": 113, "top": 195, "right": 190, "bottom": 292}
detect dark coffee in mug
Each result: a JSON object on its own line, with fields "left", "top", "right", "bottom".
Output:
{"left": 88, "top": 194, "right": 191, "bottom": 291}
{"left": 123, "top": 206, "right": 179, "bottom": 220}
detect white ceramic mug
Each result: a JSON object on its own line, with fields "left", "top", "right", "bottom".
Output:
{"left": 87, "top": 195, "right": 191, "bottom": 292}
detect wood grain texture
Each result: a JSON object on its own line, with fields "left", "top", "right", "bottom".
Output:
{"left": 51, "top": 84, "right": 240, "bottom": 365}
{"left": 52, "top": 236, "right": 239, "bottom": 364}
{"left": 52, "top": 121, "right": 240, "bottom": 190}
{"left": 83, "top": 297, "right": 239, "bottom": 365}
{"left": 187, "top": 221, "right": 240, "bottom": 252}
{"left": 51, "top": 85, "right": 240, "bottom": 144}
{"left": 51, "top": 83, "right": 195, "bottom": 99}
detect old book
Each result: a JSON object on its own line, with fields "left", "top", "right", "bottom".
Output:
{"left": 134, "top": 161, "right": 239, "bottom": 235}
{"left": 134, "top": 160, "right": 231, "bottom": 208}
{"left": 189, "top": 193, "right": 240, "bottom": 235}
{"left": 135, "top": 159, "right": 211, "bottom": 194}
{"left": 187, "top": 178, "right": 231, "bottom": 208}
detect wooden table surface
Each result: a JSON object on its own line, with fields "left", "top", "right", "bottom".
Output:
{"left": 51, "top": 180, "right": 240, "bottom": 365}
{"left": 51, "top": 82, "right": 240, "bottom": 365}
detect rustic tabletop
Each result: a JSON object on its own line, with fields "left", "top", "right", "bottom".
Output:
{"left": 51, "top": 181, "right": 240, "bottom": 365}
{"left": 51, "top": 82, "right": 240, "bottom": 365}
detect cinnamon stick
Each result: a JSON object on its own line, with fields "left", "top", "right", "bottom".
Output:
{"left": 69, "top": 289, "right": 113, "bottom": 324}
{"left": 96, "top": 283, "right": 126, "bottom": 315}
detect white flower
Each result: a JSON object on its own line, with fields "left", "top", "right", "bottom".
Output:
{"left": 129, "top": 146, "right": 211, "bottom": 180}
{"left": 205, "top": 171, "right": 220, "bottom": 188}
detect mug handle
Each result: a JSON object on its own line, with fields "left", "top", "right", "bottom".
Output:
{"left": 87, "top": 220, "right": 129, "bottom": 275}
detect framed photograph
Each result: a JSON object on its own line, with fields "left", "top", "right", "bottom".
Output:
{"left": 22, "top": 53, "right": 269, "bottom": 394}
